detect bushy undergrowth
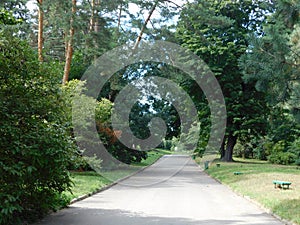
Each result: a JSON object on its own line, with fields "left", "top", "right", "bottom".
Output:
{"left": 0, "top": 30, "right": 76, "bottom": 224}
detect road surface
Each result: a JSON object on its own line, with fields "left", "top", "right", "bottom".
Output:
{"left": 33, "top": 155, "right": 284, "bottom": 225}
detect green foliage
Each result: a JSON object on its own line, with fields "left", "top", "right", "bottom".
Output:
{"left": 62, "top": 80, "right": 105, "bottom": 171}
{"left": 241, "top": 124, "right": 300, "bottom": 164}
{"left": 69, "top": 51, "right": 89, "bottom": 80}
{"left": 268, "top": 151, "right": 297, "bottom": 165}
{"left": 0, "top": 9, "right": 22, "bottom": 25}
{"left": 161, "top": 139, "right": 173, "bottom": 150}
{"left": 95, "top": 97, "right": 148, "bottom": 164}
{"left": 64, "top": 80, "right": 147, "bottom": 165}
{"left": 170, "top": 136, "right": 179, "bottom": 151}
{"left": 288, "top": 138, "right": 300, "bottom": 163}
{"left": 63, "top": 80, "right": 97, "bottom": 130}
{"left": 0, "top": 31, "right": 76, "bottom": 224}
{"left": 240, "top": 22, "right": 293, "bottom": 104}
{"left": 95, "top": 98, "right": 114, "bottom": 125}
{"left": 177, "top": 122, "right": 200, "bottom": 152}
{"left": 38, "top": 0, "right": 117, "bottom": 62}
{"left": 0, "top": 1, "right": 31, "bottom": 38}
{"left": 251, "top": 137, "right": 269, "bottom": 160}
{"left": 67, "top": 153, "right": 92, "bottom": 171}
{"left": 267, "top": 141, "right": 297, "bottom": 165}
{"left": 176, "top": 0, "right": 270, "bottom": 161}
{"left": 0, "top": 0, "right": 29, "bottom": 21}
{"left": 240, "top": 0, "right": 300, "bottom": 125}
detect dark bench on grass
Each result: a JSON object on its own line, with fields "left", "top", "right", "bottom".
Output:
{"left": 234, "top": 171, "right": 243, "bottom": 175}
{"left": 273, "top": 180, "right": 292, "bottom": 189}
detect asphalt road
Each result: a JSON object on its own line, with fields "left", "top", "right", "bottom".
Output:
{"left": 33, "top": 155, "right": 284, "bottom": 225}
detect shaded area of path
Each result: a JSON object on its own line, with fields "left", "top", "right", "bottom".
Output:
{"left": 33, "top": 155, "right": 284, "bottom": 225}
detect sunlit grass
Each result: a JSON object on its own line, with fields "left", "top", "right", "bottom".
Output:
{"left": 133, "top": 149, "right": 173, "bottom": 167}
{"left": 204, "top": 158, "right": 300, "bottom": 224}
{"left": 65, "top": 149, "right": 171, "bottom": 201}
{"left": 64, "top": 172, "right": 110, "bottom": 200}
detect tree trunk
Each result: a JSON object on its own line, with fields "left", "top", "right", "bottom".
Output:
{"left": 220, "top": 136, "right": 226, "bottom": 159}
{"left": 94, "top": 1, "right": 100, "bottom": 38}
{"left": 132, "top": 0, "right": 159, "bottom": 52}
{"left": 89, "top": 0, "right": 95, "bottom": 33}
{"left": 116, "top": 1, "right": 122, "bottom": 40}
{"left": 88, "top": 0, "right": 100, "bottom": 60}
{"left": 37, "top": 0, "right": 44, "bottom": 62}
{"left": 63, "top": 0, "right": 76, "bottom": 85}
{"left": 223, "top": 134, "right": 237, "bottom": 162}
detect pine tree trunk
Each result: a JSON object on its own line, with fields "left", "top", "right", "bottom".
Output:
{"left": 94, "top": 0, "right": 100, "bottom": 34}
{"left": 223, "top": 134, "right": 237, "bottom": 162}
{"left": 89, "top": 0, "right": 95, "bottom": 33}
{"left": 63, "top": 0, "right": 76, "bottom": 85}
{"left": 117, "top": 1, "right": 122, "bottom": 39}
{"left": 132, "top": 0, "right": 159, "bottom": 52}
{"left": 88, "top": 0, "right": 100, "bottom": 60}
{"left": 37, "top": 0, "right": 43, "bottom": 62}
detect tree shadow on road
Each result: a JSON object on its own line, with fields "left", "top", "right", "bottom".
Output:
{"left": 33, "top": 207, "right": 248, "bottom": 225}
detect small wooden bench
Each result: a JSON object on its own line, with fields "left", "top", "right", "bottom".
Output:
{"left": 273, "top": 180, "right": 292, "bottom": 189}
{"left": 234, "top": 172, "right": 243, "bottom": 175}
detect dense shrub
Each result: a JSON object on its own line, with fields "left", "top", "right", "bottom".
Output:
{"left": 64, "top": 80, "right": 147, "bottom": 166}
{"left": 0, "top": 31, "right": 76, "bottom": 224}
{"left": 252, "top": 139, "right": 268, "bottom": 160}
{"left": 233, "top": 141, "right": 255, "bottom": 159}
{"left": 0, "top": 9, "right": 22, "bottom": 25}
{"left": 95, "top": 127, "right": 148, "bottom": 165}
{"left": 161, "top": 139, "right": 173, "bottom": 150}
{"left": 288, "top": 138, "right": 300, "bottom": 164}
{"left": 95, "top": 100, "right": 147, "bottom": 165}
{"left": 268, "top": 152, "right": 297, "bottom": 165}
{"left": 267, "top": 141, "right": 297, "bottom": 165}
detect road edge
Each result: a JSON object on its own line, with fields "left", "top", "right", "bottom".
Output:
{"left": 201, "top": 168, "right": 297, "bottom": 225}
{"left": 69, "top": 154, "right": 165, "bottom": 205}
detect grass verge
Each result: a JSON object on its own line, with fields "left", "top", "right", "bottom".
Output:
{"left": 65, "top": 149, "right": 172, "bottom": 202}
{"left": 204, "top": 158, "right": 300, "bottom": 225}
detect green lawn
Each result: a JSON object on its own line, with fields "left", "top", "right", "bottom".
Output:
{"left": 132, "top": 149, "right": 173, "bottom": 166}
{"left": 203, "top": 158, "right": 300, "bottom": 225}
{"left": 64, "top": 172, "right": 111, "bottom": 200}
{"left": 65, "top": 149, "right": 172, "bottom": 202}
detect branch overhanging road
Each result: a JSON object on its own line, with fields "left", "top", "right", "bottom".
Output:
{"left": 33, "top": 155, "right": 284, "bottom": 225}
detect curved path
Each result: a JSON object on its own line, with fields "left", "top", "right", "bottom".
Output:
{"left": 34, "top": 155, "right": 284, "bottom": 225}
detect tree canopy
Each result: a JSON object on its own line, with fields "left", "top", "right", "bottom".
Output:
{"left": 176, "top": 0, "right": 271, "bottom": 161}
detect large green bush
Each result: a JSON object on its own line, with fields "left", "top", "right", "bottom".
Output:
{"left": 95, "top": 97, "right": 147, "bottom": 165}
{"left": 0, "top": 9, "right": 22, "bottom": 25}
{"left": 63, "top": 80, "right": 147, "bottom": 167}
{"left": 267, "top": 141, "right": 297, "bottom": 165}
{"left": 0, "top": 31, "right": 76, "bottom": 224}
{"left": 288, "top": 138, "right": 300, "bottom": 165}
